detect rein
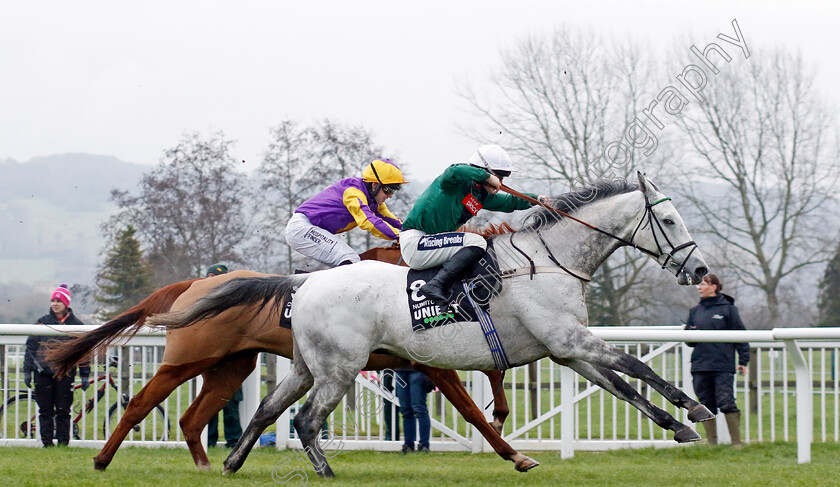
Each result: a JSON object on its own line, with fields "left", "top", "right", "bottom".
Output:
{"left": 499, "top": 183, "right": 698, "bottom": 281}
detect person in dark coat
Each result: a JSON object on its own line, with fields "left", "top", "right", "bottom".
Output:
{"left": 24, "top": 284, "right": 91, "bottom": 447}
{"left": 685, "top": 274, "right": 749, "bottom": 446}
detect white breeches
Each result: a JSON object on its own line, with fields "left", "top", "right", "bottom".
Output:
{"left": 399, "top": 228, "right": 486, "bottom": 270}
{"left": 284, "top": 213, "right": 360, "bottom": 267}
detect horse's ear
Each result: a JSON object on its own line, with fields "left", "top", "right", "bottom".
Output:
{"left": 636, "top": 171, "right": 661, "bottom": 195}
{"left": 636, "top": 171, "right": 648, "bottom": 192}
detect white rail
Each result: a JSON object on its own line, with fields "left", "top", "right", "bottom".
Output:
{"left": 2, "top": 324, "right": 839, "bottom": 465}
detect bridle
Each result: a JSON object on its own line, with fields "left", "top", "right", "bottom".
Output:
{"left": 627, "top": 192, "right": 699, "bottom": 278}
{"left": 500, "top": 184, "right": 699, "bottom": 282}
{"left": 472, "top": 150, "right": 698, "bottom": 281}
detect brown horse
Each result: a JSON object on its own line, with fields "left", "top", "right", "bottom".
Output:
{"left": 48, "top": 243, "right": 536, "bottom": 472}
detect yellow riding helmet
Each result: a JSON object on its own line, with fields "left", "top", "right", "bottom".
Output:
{"left": 362, "top": 159, "right": 408, "bottom": 185}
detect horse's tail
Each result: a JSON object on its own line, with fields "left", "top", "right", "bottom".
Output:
{"left": 146, "top": 275, "right": 308, "bottom": 330}
{"left": 46, "top": 278, "right": 200, "bottom": 378}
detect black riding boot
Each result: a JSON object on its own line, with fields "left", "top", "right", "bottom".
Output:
{"left": 419, "top": 246, "right": 485, "bottom": 310}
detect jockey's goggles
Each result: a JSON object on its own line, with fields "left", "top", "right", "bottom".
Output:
{"left": 472, "top": 164, "right": 511, "bottom": 179}
{"left": 381, "top": 184, "right": 402, "bottom": 195}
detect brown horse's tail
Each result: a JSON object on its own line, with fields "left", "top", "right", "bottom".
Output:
{"left": 146, "top": 275, "right": 308, "bottom": 330}
{"left": 46, "top": 278, "right": 199, "bottom": 377}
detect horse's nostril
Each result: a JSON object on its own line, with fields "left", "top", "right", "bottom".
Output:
{"left": 696, "top": 266, "right": 708, "bottom": 278}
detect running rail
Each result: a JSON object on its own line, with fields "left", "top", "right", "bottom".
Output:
{"left": 3, "top": 324, "right": 839, "bottom": 463}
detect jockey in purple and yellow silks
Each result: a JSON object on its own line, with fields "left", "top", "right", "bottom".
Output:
{"left": 285, "top": 159, "right": 408, "bottom": 267}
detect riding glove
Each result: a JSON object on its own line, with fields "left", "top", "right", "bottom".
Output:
{"left": 24, "top": 372, "right": 32, "bottom": 389}
{"left": 80, "top": 375, "right": 90, "bottom": 391}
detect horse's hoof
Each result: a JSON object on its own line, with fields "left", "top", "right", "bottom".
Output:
{"left": 196, "top": 462, "right": 212, "bottom": 471}
{"left": 688, "top": 404, "right": 715, "bottom": 422}
{"left": 514, "top": 455, "right": 540, "bottom": 472}
{"left": 223, "top": 459, "right": 239, "bottom": 476}
{"left": 674, "top": 427, "right": 702, "bottom": 443}
{"left": 93, "top": 458, "right": 108, "bottom": 471}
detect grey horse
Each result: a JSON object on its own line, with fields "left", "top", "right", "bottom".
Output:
{"left": 149, "top": 172, "right": 713, "bottom": 478}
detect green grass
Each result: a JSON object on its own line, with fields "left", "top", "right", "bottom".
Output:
{"left": 1, "top": 443, "right": 840, "bottom": 486}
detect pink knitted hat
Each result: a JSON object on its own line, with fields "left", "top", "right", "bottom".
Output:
{"left": 51, "top": 284, "right": 71, "bottom": 307}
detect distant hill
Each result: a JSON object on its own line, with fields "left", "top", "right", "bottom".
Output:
{"left": 0, "top": 154, "right": 152, "bottom": 289}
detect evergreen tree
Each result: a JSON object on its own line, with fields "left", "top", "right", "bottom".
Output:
{"left": 95, "top": 225, "right": 154, "bottom": 320}
{"left": 818, "top": 241, "right": 840, "bottom": 327}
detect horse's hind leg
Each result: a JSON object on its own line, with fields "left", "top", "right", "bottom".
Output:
{"left": 178, "top": 351, "right": 259, "bottom": 470}
{"left": 93, "top": 361, "right": 208, "bottom": 471}
{"left": 223, "top": 360, "right": 314, "bottom": 475}
{"left": 290, "top": 375, "right": 357, "bottom": 479}
{"left": 483, "top": 370, "right": 509, "bottom": 434}
{"left": 416, "top": 365, "right": 538, "bottom": 472}
{"left": 557, "top": 357, "right": 701, "bottom": 443}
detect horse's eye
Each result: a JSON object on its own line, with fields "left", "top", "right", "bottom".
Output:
{"left": 663, "top": 219, "right": 675, "bottom": 225}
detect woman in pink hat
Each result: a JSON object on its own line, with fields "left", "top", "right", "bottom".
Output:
{"left": 23, "top": 284, "right": 90, "bottom": 447}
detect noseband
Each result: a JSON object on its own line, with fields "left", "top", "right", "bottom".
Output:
{"left": 627, "top": 195, "right": 698, "bottom": 278}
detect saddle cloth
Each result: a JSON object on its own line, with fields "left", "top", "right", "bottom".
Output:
{"left": 406, "top": 247, "right": 502, "bottom": 332}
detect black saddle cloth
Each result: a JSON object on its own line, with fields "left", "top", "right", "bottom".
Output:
{"left": 406, "top": 246, "right": 503, "bottom": 331}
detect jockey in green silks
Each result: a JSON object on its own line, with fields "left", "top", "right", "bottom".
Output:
{"left": 399, "top": 144, "right": 547, "bottom": 310}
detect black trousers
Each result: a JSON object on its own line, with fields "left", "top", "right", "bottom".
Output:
{"left": 34, "top": 372, "right": 75, "bottom": 445}
{"left": 208, "top": 387, "right": 243, "bottom": 447}
{"left": 692, "top": 371, "right": 739, "bottom": 415}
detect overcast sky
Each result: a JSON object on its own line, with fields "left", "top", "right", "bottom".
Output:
{"left": 1, "top": 0, "right": 837, "bottom": 179}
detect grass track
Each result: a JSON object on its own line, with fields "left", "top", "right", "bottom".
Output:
{"left": 2, "top": 443, "right": 840, "bottom": 486}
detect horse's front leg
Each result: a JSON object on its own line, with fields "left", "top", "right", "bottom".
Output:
{"left": 519, "top": 300, "right": 713, "bottom": 425}
{"left": 600, "top": 344, "right": 713, "bottom": 423}
{"left": 557, "top": 358, "right": 701, "bottom": 443}
{"left": 223, "top": 361, "right": 313, "bottom": 475}
{"left": 540, "top": 315, "right": 714, "bottom": 424}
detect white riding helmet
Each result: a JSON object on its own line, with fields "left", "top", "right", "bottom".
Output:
{"left": 468, "top": 144, "right": 517, "bottom": 173}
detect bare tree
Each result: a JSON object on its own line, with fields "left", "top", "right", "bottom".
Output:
{"left": 675, "top": 49, "right": 840, "bottom": 328}
{"left": 108, "top": 132, "right": 250, "bottom": 284}
{"left": 458, "top": 27, "right": 676, "bottom": 325}
{"left": 252, "top": 121, "right": 319, "bottom": 273}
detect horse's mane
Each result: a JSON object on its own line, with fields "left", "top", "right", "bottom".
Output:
{"left": 522, "top": 178, "right": 638, "bottom": 231}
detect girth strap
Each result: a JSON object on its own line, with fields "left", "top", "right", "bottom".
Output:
{"left": 463, "top": 281, "right": 510, "bottom": 370}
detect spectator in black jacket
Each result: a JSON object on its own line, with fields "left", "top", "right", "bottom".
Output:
{"left": 23, "top": 284, "right": 90, "bottom": 447}
{"left": 685, "top": 274, "right": 749, "bottom": 446}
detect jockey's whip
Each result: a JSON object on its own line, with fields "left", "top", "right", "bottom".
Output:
{"left": 499, "top": 183, "right": 601, "bottom": 232}
{"left": 473, "top": 147, "right": 600, "bottom": 232}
